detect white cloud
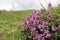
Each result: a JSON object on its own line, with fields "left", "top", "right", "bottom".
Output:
{"left": 0, "top": 0, "right": 60, "bottom": 11}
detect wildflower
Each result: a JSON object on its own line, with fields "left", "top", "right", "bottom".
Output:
{"left": 48, "top": 3, "right": 51, "bottom": 7}
{"left": 40, "top": 8, "right": 44, "bottom": 13}
{"left": 38, "top": 24, "right": 44, "bottom": 29}
{"left": 47, "top": 11, "right": 52, "bottom": 19}
{"left": 42, "top": 21, "right": 48, "bottom": 27}
{"left": 45, "top": 33, "right": 51, "bottom": 38}
{"left": 51, "top": 26, "right": 57, "bottom": 31}
{"left": 37, "top": 34, "right": 45, "bottom": 40}
{"left": 44, "top": 31, "right": 51, "bottom": 38}
{"left": 21, "top": 7, "right": 59, "bottom": 40}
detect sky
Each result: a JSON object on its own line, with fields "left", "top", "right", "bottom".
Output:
{"left": 0, "top": 0, "right": 60, "bottom": 11}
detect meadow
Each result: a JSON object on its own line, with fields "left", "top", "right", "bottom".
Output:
{"left": 0, "top": 10, "right": 33, "bottom": 40}
{"left": 0, "top": 6, "right": 60, "bottom": 40}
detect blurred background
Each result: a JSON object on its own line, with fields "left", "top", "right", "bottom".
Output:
{"left": 0, "top": 0, "right": 60, "bottom": 11}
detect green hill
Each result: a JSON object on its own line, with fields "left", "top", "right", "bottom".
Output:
{"left": 0, "top": 10, "right": 33, "bottom": 40}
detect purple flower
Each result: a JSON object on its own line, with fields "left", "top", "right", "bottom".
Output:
{"left": 37, "top": 34, "right": 45, "bottom": 40}
{"left": 35, "top": 15, "right": 40, "bottom": 20}
{"left": 42, "top": 21, "right": 48, "bottom": 27}
{"left": 25, "top": 17, "right": 30, "bottom": 21}
{"left": 47, "top": 11, "right": 52, "bottom": 19}
{"left": 38, "top": 24, "right": 45, "bottom": 29}
{"left": 40, "top": 8, "right": 44, "bottom": 13}
{"left": 37, "top": 21, "right": 48, "bottom": 30}
{"left": 51, "top": 26, "right": 57, "bottom": 31}
{"left": 44, "top": 31, "right": 51, "bottom": 38}
{"left": 45, "top": 33, "right": 51, "bottom": 38}
{"left": 48, "top": 3, "right": 51, "bottom": 7}
{"left": 21, "top": 8, "right": 59, "bottom": 40}
{"left": 32, "top": 10, "right": 39, "bottom": 15}
{"left": 26, "top": 21, "right": 30, "bottom": 24}
{"left": 35, "top": 10, "right": 40, "bottom": 15}
{"left": 33, "top": 20, "right": 39, "bottom": 24}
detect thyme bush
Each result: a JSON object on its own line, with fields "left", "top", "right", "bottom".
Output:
{"left": 21, "top": 3, "right": 60, "bottom": 40}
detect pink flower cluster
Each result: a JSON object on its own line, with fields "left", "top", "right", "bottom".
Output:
{"left": 21, "top": 10, "right": 58, "bottom": 40}
{"left": 21, "top": 3, "right": 60, "bottom": 40}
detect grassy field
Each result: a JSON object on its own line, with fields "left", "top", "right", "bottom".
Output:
{"left": 0, "top": 10, "right": 33, "bottom": 40}
{"left": 0, "top": 7, "right": 60, "bottom": 40}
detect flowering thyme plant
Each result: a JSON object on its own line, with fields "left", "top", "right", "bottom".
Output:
{"left": 21, "top": 3, "right": 60, "bottom": 40}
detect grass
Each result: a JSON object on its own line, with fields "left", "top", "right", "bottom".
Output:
{"left": 0, "top": 10, "right": 33, "bottom": 40}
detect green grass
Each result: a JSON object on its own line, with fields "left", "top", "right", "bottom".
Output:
{"left": 0, "top": 10, "right": 33, "bottom": 40}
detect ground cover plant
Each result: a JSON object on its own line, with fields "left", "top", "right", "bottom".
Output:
{"left": 21, "top": 4, "right": 60, "bottom": 40}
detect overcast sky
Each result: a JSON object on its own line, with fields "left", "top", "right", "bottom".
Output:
{"left": 0, "top": 0, "right": 60, "bottom": 11}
